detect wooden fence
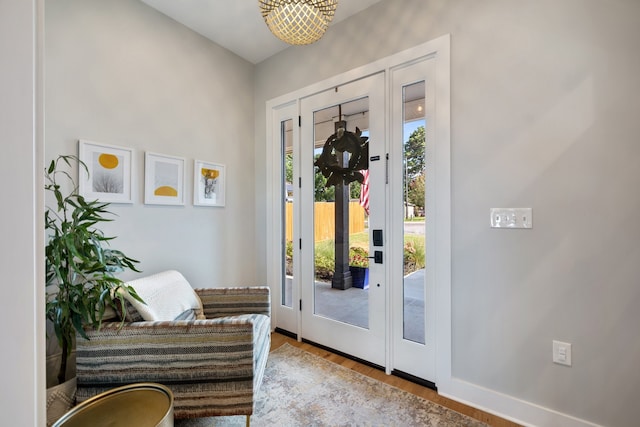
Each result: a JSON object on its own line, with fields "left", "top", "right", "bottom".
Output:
{"left": 285, "top": 201, "right": 366, "bottom": 242}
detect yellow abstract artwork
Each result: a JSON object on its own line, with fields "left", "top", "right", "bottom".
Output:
{"left": 154, "top": 186, "right": 178, "bottom": 197}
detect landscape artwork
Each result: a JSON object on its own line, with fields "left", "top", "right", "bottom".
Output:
{"left": 78, "top": 140, "right": 133, "bottom": 204}
{"left": 144, "top": 152, "right": 185, "bottom": 205}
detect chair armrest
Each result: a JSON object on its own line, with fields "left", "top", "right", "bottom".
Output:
{"left": 75, "top": 315, "right": 264, "bottom": 391}
{"left": 196, "top": 286, "right": 270, "bottom": 318}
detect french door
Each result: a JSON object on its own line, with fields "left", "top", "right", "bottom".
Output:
{"left": 299, "top": 74, "right": 386, "bottom": 365}
{"left": 267, "top": 39, "right": 450, "bottom": 385}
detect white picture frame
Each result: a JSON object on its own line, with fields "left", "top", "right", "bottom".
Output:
{"left": 144, "top": 152, "right": 185, "bottom": 206}
{"left": 78, "top": 140, "right": 133, "bottom": 204}
{"left": 193, "top": 160, "right": 226, "bottom": 207}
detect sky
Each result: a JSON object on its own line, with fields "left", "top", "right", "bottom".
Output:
{"left": 404, "top": 119, "right": 425, "bottom": 141}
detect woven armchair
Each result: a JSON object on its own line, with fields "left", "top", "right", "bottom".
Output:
{"left": 75, "top": 271, "right": 271, "bottom": 423}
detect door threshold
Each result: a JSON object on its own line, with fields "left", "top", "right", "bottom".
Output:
{"left": 274, "top": 327, "right": 297, "bottom": 340}
{"left": 392, "top": 369, "right": 437, "bottom": 391}
{"left": 301, "top": 337, "right": 385, "bottom": 372}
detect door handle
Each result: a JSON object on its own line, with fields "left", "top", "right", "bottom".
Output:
{"left": 368, "top": 250, "right": 383, "bottom": 264}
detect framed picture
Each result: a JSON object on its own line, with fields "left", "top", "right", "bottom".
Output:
{"left": 144, "top": 152, "right": 185, "bottom": 205}
{"left": 194, "top": 160, "right": 225, "bottom": 207}
{"left": 78, "top": 140, "right": 133, "bottom": 204}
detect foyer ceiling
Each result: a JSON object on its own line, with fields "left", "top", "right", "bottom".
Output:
{"left": 140, "top": 0, "right": 383, "bottom": 64}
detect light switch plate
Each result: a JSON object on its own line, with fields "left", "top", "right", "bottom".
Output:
{"left": 490, "top": 208, "right": 532, "bottom": 229}
{"left": 553, "top": 340, "right": 572, "bottom": 366}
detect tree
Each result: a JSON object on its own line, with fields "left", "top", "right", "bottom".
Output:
{"left": 350, "top": 180, "right": 362, "bottom": 200}
{"left": 408, "top": 173, "right": 425, "bottom": 210}
{"left": 314, "top": 169, "right": 335, "bottom": 201}
{"left": 404, "top": 125, "right": 425, "bottom": 178}
{"left": 284, "top": 153, "right": 293, "bottom": 183}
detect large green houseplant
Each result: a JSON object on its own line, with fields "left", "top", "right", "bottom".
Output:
{"left": 45, "top": 155, "right": 142, "bottom": 385}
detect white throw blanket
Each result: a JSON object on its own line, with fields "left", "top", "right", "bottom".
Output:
{"left": 118, "top": 270, "right": 205, "bottom": 321}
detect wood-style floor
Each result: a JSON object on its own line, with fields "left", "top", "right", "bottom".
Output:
{"left": 271, "top": 332, "right": 522, "bottom": 427}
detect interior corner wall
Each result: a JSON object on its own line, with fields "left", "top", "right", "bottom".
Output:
{"left": 45, "top": 0, "right": 257, "bottom": 288}
{"left": 253, "top": 0, "right": 640, "bottom": 426}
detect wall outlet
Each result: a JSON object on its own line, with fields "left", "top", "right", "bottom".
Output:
{"left": 553, "top": 340, "right": 572, "bottom": 366}
{"left": 490, "top": 208, "right": 532, "bottom": 229}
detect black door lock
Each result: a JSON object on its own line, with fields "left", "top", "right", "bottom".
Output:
{"left": 373, "top": 229, "right": 383, "bottom": 246}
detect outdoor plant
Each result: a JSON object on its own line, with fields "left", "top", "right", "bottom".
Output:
{"left": 349, "top": 246, "right": 369, "bottom": 268}
{"left": 285, "top": 240, "right": 294, "bottom": 276}
{"left": 314, "top": 252, "right": 335, "bottom": 280}
{"left": 45, "top": 155, "right": 142, "bottom": 385}
{"left": 403, "top": 240, "right": 425, "bottom": 275}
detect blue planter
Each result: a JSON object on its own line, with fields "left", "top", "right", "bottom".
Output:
{"left": 349, "top": 266, "right": 369, "bottom": 289}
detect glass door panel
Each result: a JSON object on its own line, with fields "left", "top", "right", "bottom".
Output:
{"left": 281, "top": 118, "right": 294, "bottom": 308}
{"left": 312, "top": 99, "right": 370, "bottom": 329}
{"left": 402, "top": 81, "right": 426, "bottom": 344}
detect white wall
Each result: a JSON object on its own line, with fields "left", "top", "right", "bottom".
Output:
{"left": 254, "top": 1, "right": 640, "bottom": 426}
{"left": 45, "top": 0, "right": 257, "bottom": 288}
{"left": 0, "top": 0, "right": 45, "bottom": 425}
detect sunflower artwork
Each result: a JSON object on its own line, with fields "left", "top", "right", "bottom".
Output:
{"left": 194, "top": 160, "right": 225, "bottom": 207}
{"left": 201, "top": 168, "right": 219, "bottom": 200}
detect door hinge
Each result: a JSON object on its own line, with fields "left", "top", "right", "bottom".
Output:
{"left": 298, "top": 116, "right": 301, "bottom": 127}
{"left": 299, "top": 299, "right": 302, "bottom": 311}
{"left": 299, "top": 239, "right": 302, "bottom": 250}
{"left": 298, "top": 177, "right": 301, "bottom": 188}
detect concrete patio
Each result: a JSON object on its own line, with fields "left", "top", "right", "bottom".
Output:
{"left": 284, "top": 268, "right": 426, "bottom": 343}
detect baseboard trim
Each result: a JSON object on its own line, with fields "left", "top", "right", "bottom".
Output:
{"left": 438, "top": 377, "right": 603, "bottom": 427}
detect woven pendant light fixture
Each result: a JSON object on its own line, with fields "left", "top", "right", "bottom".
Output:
{"left": 259, "top": 0, "right": 338, "bottom": 45}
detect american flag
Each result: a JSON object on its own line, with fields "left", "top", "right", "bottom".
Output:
{"left": 359, "top": 169, "right": 370, "bottom": 215}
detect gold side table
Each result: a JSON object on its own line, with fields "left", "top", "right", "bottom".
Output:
{"left": 53, "top": 383, "right": 174, "bottom": 427}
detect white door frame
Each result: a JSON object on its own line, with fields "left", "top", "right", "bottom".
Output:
{"left": 265, "top": 35, "right": 451, "bottom": 383}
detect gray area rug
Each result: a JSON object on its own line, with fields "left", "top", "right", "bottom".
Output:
{"left": 175, "top": 343, "right": 487, "bottom": 426}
